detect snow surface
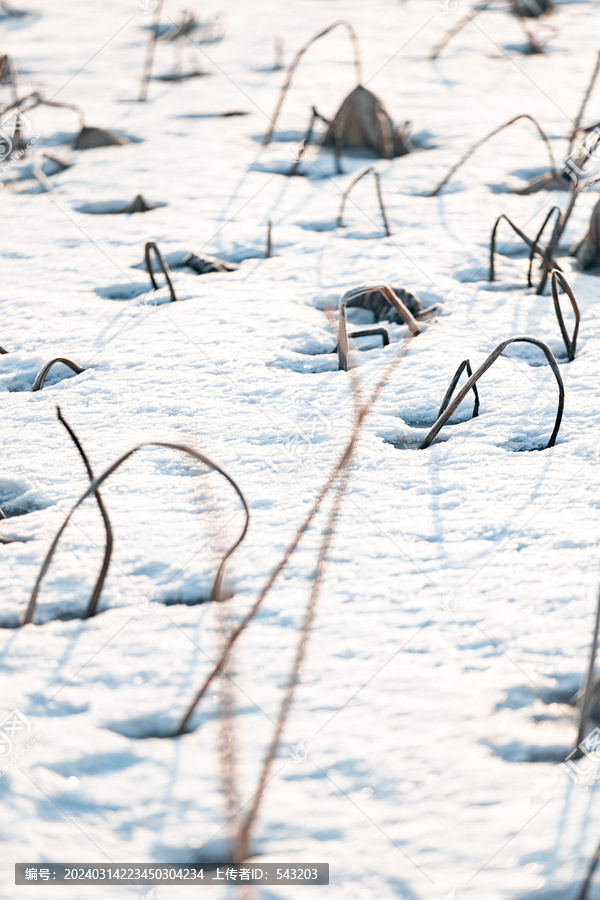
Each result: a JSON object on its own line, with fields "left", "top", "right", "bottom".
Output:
{"left": 3, "top": 0, "right": 600, "bottom": 897}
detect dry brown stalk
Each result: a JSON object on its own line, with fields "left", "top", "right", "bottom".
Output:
{"left": 139, "top": 0, "right": 165, "bottom": 102}
{"left": 55, "top": 406, "right": 113, "bottom": 618}
{"left": 32, "top": 358, "right": 84, "bottom": 392}
{"left": 175, "top": 330, "right": 416, "bottom": 736}
{"left": 263, "top": 21, "right": 362, "bottom": 146}
{"left": 419, "top": 336, "right": 564, "bottom": 450}
{"left": 337, "top": 166, "right": 391, "bottom": 236}
{"left": 429, "top": 114, "right": 558, "bottom": 197}
{"left": 23, "top": 443, "right": 249, "bottom": 626}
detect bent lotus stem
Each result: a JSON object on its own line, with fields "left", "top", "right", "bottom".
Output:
{"left": 429, "top": 113, "right": 558, "bottom": 197}
{"left": 56, "top": 406, "right": 113, "bottom": 618}
{"left": 438, "top": 359, "right": 479, "bottom": 420}
{"left": 550, "top": 270, "right": 580, "bottom": 361}
{"left": 536, "top": 185, "right": 585, "bottom": 294}
{"left": 32, "top": 358, "right": 84, "bottom": 392}
{"left": 337, "top": 166, "right": 391, "bottom": 237}
{"left": 0, "top": 90, "right": 43, "bottom": 118}
{"left": 337, "top": 282, "right": 421, "bottom": 371}
{"left": 419, "top": 336, "right": 564, "bottom": 450}
{"left": 527, "top": 205, "right": 561, "bottom": 287}
{"left": 40, "top": 97, "right": 85, "bottom": 129}
{"left": 145, "top": 240, "right": 177, "bottom": 301}
{"left": 263, "top": 20, "right": 362, "bottom": 146}
{"left": 23, "top": 441, "right": 249, "bottom": 626}
{"left": 489, "top": 213, "right": 559, "bottom": 284}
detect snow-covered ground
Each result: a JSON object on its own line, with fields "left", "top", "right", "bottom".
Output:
{"left": 4, "top": 0, "right": 600, "bottom": 897}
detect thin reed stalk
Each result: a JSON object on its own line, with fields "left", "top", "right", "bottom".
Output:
{"left": 337, "top": 283, "right": 421, "bottom": 371}
{"left": 139, "top": 0, "right": 165, "bottom": 102}
{"left": 175, "top": 330, "right": 416, "bottom": 735}
{"left": 234, "top": 471, "right": 351, "bottom": 863}
{"left": 430, "top": 0, "right": 493, "bottom": 59}
{"left": 266, "top": 220, "right": 272, "bottom": 258}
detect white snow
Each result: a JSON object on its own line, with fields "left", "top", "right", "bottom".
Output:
{"left": 2, "top": 0, "right": 600, "bottom": 897}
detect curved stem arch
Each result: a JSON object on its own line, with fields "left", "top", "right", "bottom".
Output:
{"left": 551, "top": 269, "right": 580, "bottom": 361}
{"left": 23, "top": 442, "right": 249, "bottom": 626}
{"left": 337, "top": 165, "right": 391, "bottom": 236}
{"left": 32, "top": 358, "right": 84, "bottom": 392}
{"left": 145, "top": 241, "right": 178, "bottom": 301}
{"left": 419, "top": 336, "right": 565, "bottom": 450}
{"left": 263, "top": 20, "right": 362, "bottom": 146}
{"left": 428, "top": 114, "right": 558, "bottom": 197}
{"left": 338, "top": 282, "right": 421, "bottom": 371}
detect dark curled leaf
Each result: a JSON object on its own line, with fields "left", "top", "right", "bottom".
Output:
{"left": 180, "top": 252, "right": 237, "bottom": 274}
{"left": 323, "top": 85, "right": 412, "bottom": 161}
